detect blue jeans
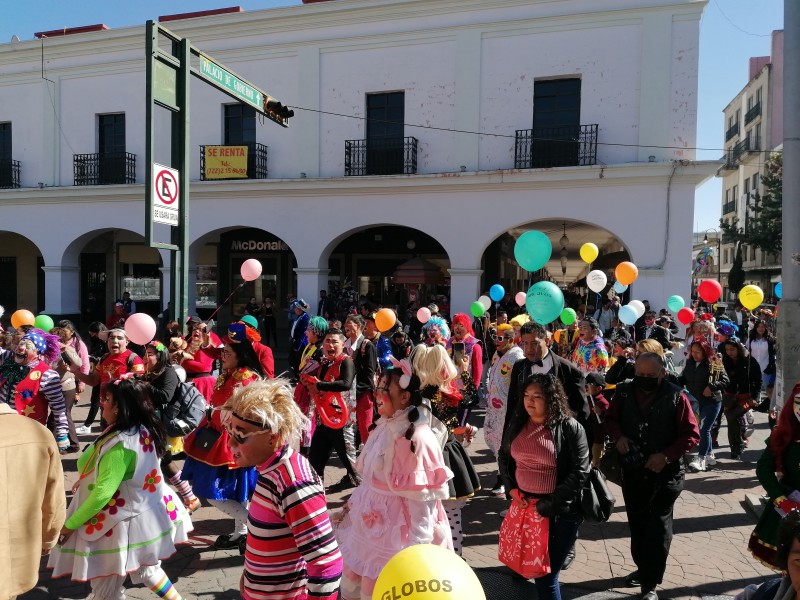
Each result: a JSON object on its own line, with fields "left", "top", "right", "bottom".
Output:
{"left": 533, "top": 514, "right": 582, "bottom": 600}
{"left": 698, "top": 401, "right": 722, "bottom": 457}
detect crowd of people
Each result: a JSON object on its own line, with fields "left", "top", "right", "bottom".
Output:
{"left": 0, "top": 289, "right": 790, "bottom": 600}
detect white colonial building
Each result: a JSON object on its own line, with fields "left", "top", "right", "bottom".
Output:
{"left": 0, "top": 0, "right": 715, "bottom": 330}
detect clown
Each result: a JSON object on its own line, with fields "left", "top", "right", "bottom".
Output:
{"left": 483, "top": 324, "right": 524, "bottom": 486}
{"left": 446, "top": 313, "right": 483, "bottom": 444}
{"left": 421, "top": 316, "right": 449, "bottom": 347}
{"left": 0, "top": 328, "right": 70, "bottom": 452}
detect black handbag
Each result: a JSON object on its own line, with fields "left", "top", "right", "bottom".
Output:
{"left": 192, "top": 408, "right": 221, "bottom": 451}
{"left": 597, "top": 445, "right": 623, "bottom": 486}
{"left": 581, "top": 466, "right": 616, "bottom": 523}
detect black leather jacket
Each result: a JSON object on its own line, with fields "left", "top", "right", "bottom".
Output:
{"left": 498, "top": 417, "right": 590, "bottom": 518}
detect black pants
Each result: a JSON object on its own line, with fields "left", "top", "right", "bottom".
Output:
{"left": 308, "top": 423, "right": 358, "bottom": 481}
{"left": 621, "top": 466, "right": 684, "bottom": 591}
{"left": 84, "top": 385, "right": 101, "bottom": 427}
{"left": 722, "top": 394, "right": 747, "bottom": 455}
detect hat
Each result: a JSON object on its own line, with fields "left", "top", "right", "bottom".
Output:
{"left": 187, "top": 315, "right": 202, "bottom": 324}
{"left": 656, "top": 316, "right": 671, "bottom": 325}
{"left": 294, "top": 299, "right": 309, "bottom": 313}
{"left": 241, "top": 315, "right": 258, "bottom": 329}
{"left": 428, "top": 303, "right": 439, "bottom": 314}
{"left": 585, "top": 372, "right": 606, "bottom": 387}
{"left": 227, "top": 322, "right": 248, "bottom": 344}
{"left": 717, "top": 322, "right": 737, "bottom": 337}
{"left": 22, "top": 330, "right": 47, "bottom": 355}
{"left": 700, "top": 313, "right": 714, "bottom": 321}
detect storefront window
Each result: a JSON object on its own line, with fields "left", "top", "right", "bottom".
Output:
{"left": 196, "top": 265, "right": 218, "bottom": 308}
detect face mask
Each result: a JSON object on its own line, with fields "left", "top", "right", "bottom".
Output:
{"left": 634, "top": 375, "right": 660, "bottom": 392}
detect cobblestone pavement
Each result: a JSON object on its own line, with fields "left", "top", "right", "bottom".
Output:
{"left": 22, "top": 395, "right": 777, "bottom": 599}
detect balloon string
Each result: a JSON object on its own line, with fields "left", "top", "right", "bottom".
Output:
{"left": 204, "top": 283, "right": 245, "bottom": 324}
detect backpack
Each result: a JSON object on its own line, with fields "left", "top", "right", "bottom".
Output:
{"left": 162, "top": 380, "right": 207, "bottom": 438}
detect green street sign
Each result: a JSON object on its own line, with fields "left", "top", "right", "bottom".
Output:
{"left": 198, "top": 55, "right": 263, "bottom": 112}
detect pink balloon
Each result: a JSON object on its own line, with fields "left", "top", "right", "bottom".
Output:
{"left": 515, "top": 291, "right": 526, "bottom": 307}
{"left": 240, "top": 258, "right": 263, "bottom": 282}
{"left": 416, "top": 306, "right": 431, "bottom": 324}
{"left": 124, "top": 313, "right": 157, "bottom": 346}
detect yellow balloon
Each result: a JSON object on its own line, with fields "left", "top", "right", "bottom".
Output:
{"left": 739, "top": 284, "right": 765, "bottom": 311}
{"left": 374, "top": 544, "right": 486, "bottom": 600}
{"left": 580, "top": 242, "right": 599, "bottom": 264}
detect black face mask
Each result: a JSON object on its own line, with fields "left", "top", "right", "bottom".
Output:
{"left": 634, "top": 375, "right": 660, "bottom": 392}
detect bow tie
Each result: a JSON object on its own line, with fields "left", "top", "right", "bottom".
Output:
{"left": 530, "top": 359, "right": 544, "bottom": 368}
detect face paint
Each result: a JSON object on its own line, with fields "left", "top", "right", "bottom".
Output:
{"left": 794, "top": 394, "right": 800, "bottom": 424}
{"left": 14, "top": 340, "right": 37, "bottom": 365}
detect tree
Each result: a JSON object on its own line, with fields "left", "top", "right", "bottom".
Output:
{"left": 727, "top": 243, "right": 745, "bottom": 296}
{"left": 720, "top": 153, "right": 783, "bottom": 255}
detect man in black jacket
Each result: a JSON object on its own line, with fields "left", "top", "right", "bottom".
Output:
{"left": 636, "top": 311, "right": 672, "bottom": 352}
{"left": 605, "top": 353, "right": 699, "bottom": 600}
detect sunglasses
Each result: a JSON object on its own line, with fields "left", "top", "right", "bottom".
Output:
{"left": 225, "top": 423, "right": 272, "bottom": 445}
{"left": 494, "top": 335, "right": 514, "bottom": 342}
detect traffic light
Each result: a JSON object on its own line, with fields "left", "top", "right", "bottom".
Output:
{"left": 265, "top": 99, "right": 294, "bottom": 125}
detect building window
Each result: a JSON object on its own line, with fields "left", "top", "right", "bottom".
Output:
{"left": 735, "top": 108, "right": 741, "bottom": 125}
{"left": 744, "top": 177, "right": 750, "bottom": 197}
{"left": 224, "top": 104, "right": 256, "bottom": 145}
{"left": 750, "top": 246, "right": 756, "bottom": 261}
{"left": 529, "top": 78, "right": 583, "bottom": 167}
{"left": 98, "top": 113, "right": 127, "bottom": 184}
{"left": 0, "top": 122, "right": 13, "bottom": 188}
{"left": 752, "top": 173, "right": 759, "bottom": 195}
{"left": 756, "top": 87, "right": 762, "bottom": 105}
{"left": 365, "top": 91, "right": 405, "bottom": 175}
{"left": 723, "top": 248, "right": 729, "bottom": 264}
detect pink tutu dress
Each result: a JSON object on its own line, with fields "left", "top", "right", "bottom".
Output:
{"left": 336, "top": 407, "right": 454, "bottom": 598}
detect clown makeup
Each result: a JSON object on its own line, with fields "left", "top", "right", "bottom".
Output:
{"left": 323, "top": 332, "right": 345, "bottom": 359}
{"left": 794, "top": 394, "right": 800, "bottom": 425}
{"left": 425, "top": 326, "right": 442, "bottom": 345}
{"left": 14, "top": 339, "right": 37, "bottom": 365}
{"left": 107, "top": 330, "right": 128, "bottom": 355}
{"left": 452, "top": 322, "right": 467, "bottom": 340}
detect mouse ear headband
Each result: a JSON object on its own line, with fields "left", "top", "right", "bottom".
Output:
{"left": 389, "top": 355, "right": 413, "bottom": 389}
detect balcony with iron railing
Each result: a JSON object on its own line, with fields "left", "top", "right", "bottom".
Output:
{"left": 0, "top": 159, "right": 21, "bottom": 189}
{"left": 745, "top": 102, "right": 762, "bottom": 125}
{"left": 344, "top": 137, "right": 418, "bottom": 176}
{"left": 722, "top": 201, "right": 736, "bottom": 215}
{"left": 199, "top": 143, "right": 268, "bottom": 180}
{"left": 514, "top": 124, "right": 598, "bottom": 169}
{"left": 74, "top": 152, "right": 136, "bottom": 185}
{"left": 725, "top": 122, "right": 740, "bottom": 142}
{"left": 720, "top": 136, "right": 760, "bottom": 168}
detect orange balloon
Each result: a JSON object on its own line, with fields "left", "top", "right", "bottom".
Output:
{"left": 11, "top": 309, "right": 35, "bottom": 329}
{"left": 374, "top": 308, "right": 397, "bottom": 333}
{"left": 615, "top": 262, "right": 639, "bottom": 286}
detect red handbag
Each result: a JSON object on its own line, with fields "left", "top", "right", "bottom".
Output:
{"left": 498, "top": 492, "right": 551, "bottom": 579}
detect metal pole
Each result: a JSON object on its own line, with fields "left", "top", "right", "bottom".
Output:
{"left": 780, "top": 2, "right": 800, "bottom": 391}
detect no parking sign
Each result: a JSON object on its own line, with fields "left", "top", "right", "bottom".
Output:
{"left": 152, "top": 163, "right": 180, "bottom": 226}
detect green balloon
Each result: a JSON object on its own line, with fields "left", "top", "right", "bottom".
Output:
{"left": 470, "top": 301, "right": 485, "bottom": 318}
{"left": 526, "top": 282, "right": 564, "bottom": 325}
{"left": 560, "top": 308, "right": 577, "bottom": 326}
{"left": 34, "top": 314, "right": 54, "bottom": 332}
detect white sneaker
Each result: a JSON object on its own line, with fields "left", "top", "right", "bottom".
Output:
{"left": 705, "top": 453, "right": 717, "bottom": 467}
{"left": 688, "top": 456, "right": 706, "bottom": 472}
{"left": 76, "top": 425, "right": 93, "bottom": 435}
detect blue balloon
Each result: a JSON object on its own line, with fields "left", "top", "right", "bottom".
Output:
{"left": 618, "top": 305, "right": 638, "bottom": 326}
{"left": 489, "top": 284, "right": 505, "bottom": 302}
{"left": 514, "top": 231, "right": 553, "bottom": 272}
{"left": 526, "top": 281, "right": 565, "bottom": 325}
{"left": 775, "top": 282, "right": 783, "bottom": 299}
{"left": 613, "top": 282, "right": 628, "bottom": 294}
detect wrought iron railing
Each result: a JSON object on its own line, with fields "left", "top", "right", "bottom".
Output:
{"left": 725, "top": 122, "right": 740, "bottom": 142}
{"left": 745, "top": 102, "right": 761, "bottom": 125}
{"left": 721, "top": 136, "right": 760, "bottom": 167}
{"left": 74, "top": 152, "right": 136, "bottom": 185}
{"left": 344, "top": 137, "right": 418, "bottom": 176}
{"left": 0, "top": 159, "right": 21, "bottom": 189}
{"left": 514, "top": 124, "right": 598, "bottom": 169}
{"left": 722, "top": 201, "right": 736, "bottom": 215}
{"left": 199, "top": 143, "right": 268, "bottom": 180}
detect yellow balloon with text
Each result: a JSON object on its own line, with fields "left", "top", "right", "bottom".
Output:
{"left": 580, "top": 242, "right": 599, "bottom": 264}
{"left": 739, "top": 285, "right": 765, "bottom": 311}
{"left": 374, "top": 545, "right": 486, "bottom": 600}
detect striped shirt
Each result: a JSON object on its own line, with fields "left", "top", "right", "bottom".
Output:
{"left": 244, "top": 445, "right": 342, "bottom": 600}
{"left": 510, "top": 421, "right": 557, "bottom": 495}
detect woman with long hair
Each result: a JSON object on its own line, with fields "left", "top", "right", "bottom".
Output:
{"left": 181, "top": 323, "right": 264, "bottom": 552}
{"left": 76, "top": 321, "right": 109, "bottom": 434}
{"left": 680, "top": 341, "right": 729, "bottom": 472}
{"left": 747, "top": 319, "right": 777, "bottom": 415}
{"left": 721, "top": 340, "right": 762, "bottom": 460}
{"left": 143, "top": 341, "right": 201, "bottom": 512}
{"left": 49, "top": 378, "right": 192, "bottom": 600}
{"left": 749, "top": 383, "right": 800, "bottom": 568}
{"left": 498, "top": 373, "right": 589, "bottom": 600}
{"left": 176, "top": 320, "right": 218, "bottom": 402}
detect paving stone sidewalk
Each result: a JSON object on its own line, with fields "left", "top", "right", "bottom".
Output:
{"left": 22, "top": 397, "right": 777, "bottom": 599}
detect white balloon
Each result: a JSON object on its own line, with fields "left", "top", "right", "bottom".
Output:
{"left": 629, "top": 300, "right": 646, "bottom": 318}
{"left": 586, "top": 270, "right": 608, "bottom": 293}
{"left": 478, "top": 295, "right": 492, "bottom": 310}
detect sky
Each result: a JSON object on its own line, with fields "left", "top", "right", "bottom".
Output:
{"left": 0, "top": 0, "right": 785, "bottom": 234}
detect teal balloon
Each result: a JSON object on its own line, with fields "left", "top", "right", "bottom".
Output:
{"left": 489, "top": 284, "right": 505, "bottom": 302}
{"left": 34, "top": 314, "right": 54, "bottom": 332}
{"left": 560, "top": 308, "right": 577, "bottom": 326}
{"left": 470, "top": 301, "right": 485, "bottom": 318}
{"left": 613, "top": 282, "right": 628, "bottom": 294}
{"left": 526, "top": 282, "right": 564, "bottom": 325}
{"left": 618, "top": 305, "right": 638, "bottom": 326}
{"left": 667, "top": 295, "right": 685, "bottom": 313}
{"left": 775, "top": 282, "right": 783, "bottom": 299}
{"left": 514, "top": 231, "right": 553, "bottom": 272}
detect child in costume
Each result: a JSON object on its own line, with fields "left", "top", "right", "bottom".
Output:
{"left": 412, "top": 344, "right": 480, "bottom": 556}
{"left": 48, "top": 378, "right": 192, "bottom": 600}
{"left": 336, "top": 353, "right": 454, "bottom": 599}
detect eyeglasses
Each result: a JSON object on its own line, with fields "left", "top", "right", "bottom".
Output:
{"left": 494, "top": 335, "right": 513, "bottom": 342}
{"left": 219, "top": 349, "right": 233, "bottom": 357}
{"left": 225, "top": 423, "right": 272, "bottom": 445}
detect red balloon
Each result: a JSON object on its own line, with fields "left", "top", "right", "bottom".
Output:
{"left": 697, "top": 279, "right": 722, "bottom": 303}
{"left": 677, "top": 307, "right": 695, "bottom": 325}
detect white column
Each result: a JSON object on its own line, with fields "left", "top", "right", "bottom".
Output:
{"left": 448, "top": 268, "right": 483, "bottom": 317}
{"left": 637, "top": 12, "right": 673, "bottom": 161}
{"left": 294, "top": 268, "right": 329, "bottom": 315}
{"left": 41, "top": 265, "right": 80, "bottom": 315}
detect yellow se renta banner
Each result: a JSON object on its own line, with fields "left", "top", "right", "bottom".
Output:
{"left": 204, "top": 146, "right": 248, "bottom": 179}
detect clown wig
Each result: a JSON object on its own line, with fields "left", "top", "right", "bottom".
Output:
{"left": 421, "top": 315, "right": 450, "bottom": 341}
